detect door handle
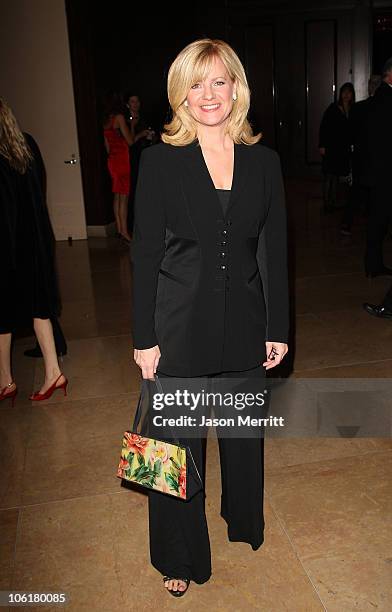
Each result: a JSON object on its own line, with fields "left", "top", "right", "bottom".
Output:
{"left": 64, "top": 154, "right": 78, "bottom": 164}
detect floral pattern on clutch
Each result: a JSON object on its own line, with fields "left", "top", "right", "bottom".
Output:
{"left": 117, "top": 432, "right": 187, "bottom": 499}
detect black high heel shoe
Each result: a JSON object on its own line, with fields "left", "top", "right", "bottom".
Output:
{"left": 163, "top": 576, "right": 190, "bottom": 597}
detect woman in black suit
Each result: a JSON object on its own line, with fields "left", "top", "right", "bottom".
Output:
{"left": 131, "top": 39, "right": 289, "bottom": 596}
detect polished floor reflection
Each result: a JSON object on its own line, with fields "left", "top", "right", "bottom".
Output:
{"left": 1, "top": 178, "right": 391, "bottom": 611}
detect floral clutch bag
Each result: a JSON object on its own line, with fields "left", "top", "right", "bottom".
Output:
{"left": 117, "top": 376, "right": 203, "bottom": 501}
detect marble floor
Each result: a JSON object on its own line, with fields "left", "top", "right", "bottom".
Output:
{"left": 1, "top": 179, "right": 391, "bottom": 611}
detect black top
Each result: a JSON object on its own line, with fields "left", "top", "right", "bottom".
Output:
{"left": 215, "top": 188, "right": 231, "bottom": 217}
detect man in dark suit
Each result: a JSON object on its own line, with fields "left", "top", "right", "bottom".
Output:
{"left": 364, "top": 57, "right": 392, "bottom": 277}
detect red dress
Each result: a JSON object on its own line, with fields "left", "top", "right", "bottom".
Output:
{"left": 104, "top": 116, "right": 130, "bottom": 195}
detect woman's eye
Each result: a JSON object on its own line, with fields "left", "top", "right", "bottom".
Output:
{"left": 215, "top": 81, "right": 225, "bottom": 86}
{"left": 191, "top": 83, "right": 201, "bottom": 89}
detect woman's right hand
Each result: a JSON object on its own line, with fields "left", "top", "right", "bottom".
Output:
{"left": 134, "top": 345, "right": 161, "bottom": 379}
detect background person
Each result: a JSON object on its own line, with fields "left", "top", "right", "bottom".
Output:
{"left": 125, "top": 92, "right": 156, "bottom": 231}
{"left": 21, "top": 129, "right": 67, "bottom": 358}
{"left": 319, "top": 82, "right": 355, "bottom": 213}
{"left": 0, "top": 98, "right": 67, "bottom": 404}
{"left": 103, "top": 92, "right": 135, "bottom": 242}
{"left": 340, "top": 75, "right": 381, "bottom": 236}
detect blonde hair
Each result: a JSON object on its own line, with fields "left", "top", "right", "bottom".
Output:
{"left": 162, "top": 38, "right": 261, "bottom": 146}
{"left": 0, "top": 97, "right": 32, "bottom": 173}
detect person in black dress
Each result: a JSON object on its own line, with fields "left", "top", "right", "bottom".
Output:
{"left": 0, "top": 98, "right": 67, "bottom": 404}
{"left": 319, "top": 82, "right": 355, "bottom": 212}
{"left": 20, "top": 131, "right": 67, "bottom": 358}
{"left": 131, "top": 39, "right": 289, "bottom": 597}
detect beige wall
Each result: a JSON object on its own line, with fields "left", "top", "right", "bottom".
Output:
{"left": 0, "top": 0, "right": 86, "bottom": 240}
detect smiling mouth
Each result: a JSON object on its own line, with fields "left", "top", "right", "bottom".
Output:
{"left": 200, "top": 103, "right": 221, "bottom": 111}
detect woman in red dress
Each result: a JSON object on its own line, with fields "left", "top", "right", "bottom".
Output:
{"left": 103, "top": 94, "right": 135, "bottom": 242}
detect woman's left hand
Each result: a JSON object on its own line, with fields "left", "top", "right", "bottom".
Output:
{"left": 263, "top": 342, "right": 288, "bottom": 370}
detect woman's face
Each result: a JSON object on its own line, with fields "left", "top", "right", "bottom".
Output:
{"left": 341, "top": 88, "right": 353, "bottom": 104}
{"left": 185, "top": 55, "right": 236, "bottom": 128}
{"left": 128, "top": 96, "right": 140, "bottom": 112}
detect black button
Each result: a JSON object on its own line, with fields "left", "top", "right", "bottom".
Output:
{"left": 220, "top": 252, "right": 226, "bottom": 258}
{"left": 221, "top": 240, "right": 227, "bottom": 246}
{"left": 221, "top": 229, "right": 228, "bottom": 236}
{"left": 220, "top": 265, "right": 226, "bottom": 270}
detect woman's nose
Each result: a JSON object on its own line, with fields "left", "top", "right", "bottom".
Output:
{"left": 202, "top": 85, "right": 214, "bottom": 99}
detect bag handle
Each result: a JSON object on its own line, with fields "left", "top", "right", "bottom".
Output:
{"left": 154, "top": 373, "right": 164, "bottom": 395}
{"left": 131, "top": 375, "right": 181, "bottom": 445}
{"left": 131, "top": 378, "right": 149, "bottom": 432}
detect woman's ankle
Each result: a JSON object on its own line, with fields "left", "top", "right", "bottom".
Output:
{"left": 44, "top": 369, "right": 62, "bottom": 383}
{"left": 0, "top": 379, "right": 15, "bottom": 391}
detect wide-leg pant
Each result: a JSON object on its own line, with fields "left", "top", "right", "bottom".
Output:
{"left": 147, "top": 365, "right": 266, "bottom": 584}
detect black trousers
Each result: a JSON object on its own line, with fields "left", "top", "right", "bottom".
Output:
{"left": 147, "top": 365, "right": 266, "bottom": 584}
{"left": 365, "top": 184, "right": 391, "bottom": 274}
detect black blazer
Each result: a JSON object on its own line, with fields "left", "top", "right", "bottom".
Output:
{"left": 131, "top": 140, "right": 289, "bottom": 377}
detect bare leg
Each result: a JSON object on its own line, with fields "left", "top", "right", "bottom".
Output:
{"left": 33, "top": 318, "right": 64, "bottom": 393}
{"left": 119, "top": 194, "right": 131, "bottom": 240}
{"left": 113, "top": 193, "right": 121, "bottom": 235}
{"left": 0, "top": 333, "right": 15, "bottom": 392}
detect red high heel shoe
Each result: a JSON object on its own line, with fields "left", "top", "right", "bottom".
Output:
{"left": 29, "top": 373, "right": 68, "bottom": 401}
{"left": 0, "top": 382, "right": 17, "bottom": 407}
